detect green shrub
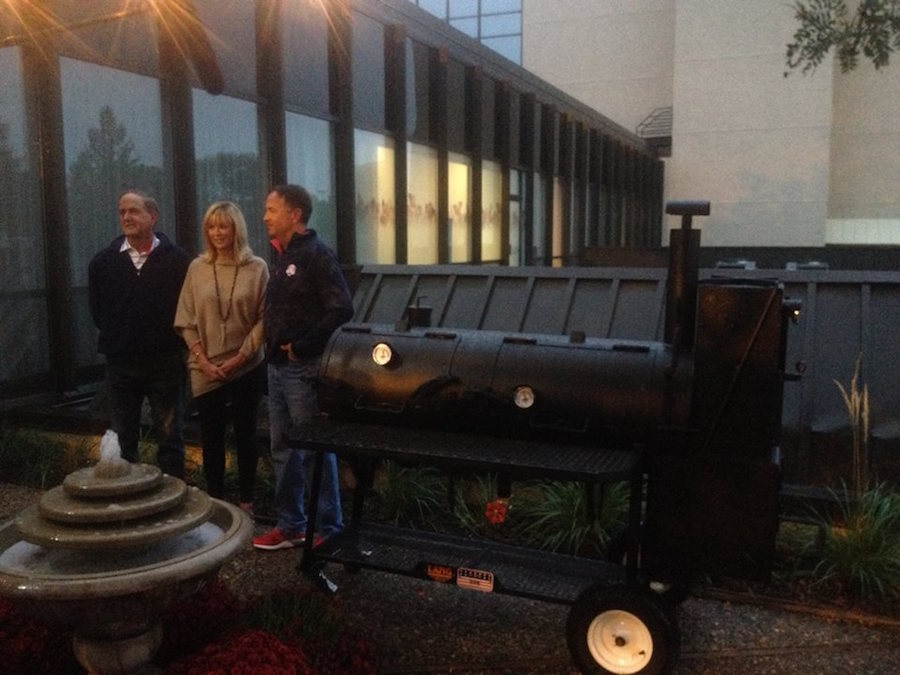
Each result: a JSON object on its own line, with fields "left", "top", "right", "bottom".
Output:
{"left": 512, "top": 480, "right": 630, "bottom": 555}
{"left": 0, "top": 424, "right": 81, "bottom": 489}
{"left": 808, "top": 483, "right": 900, "bottom": 600}
{"left": 370, "top": 460, "right": 446, "bottom": 527}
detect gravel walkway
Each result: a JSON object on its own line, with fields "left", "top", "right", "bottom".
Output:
{"left": 225, "top": 518, "right": 900, "bottom": 675}
{"left": 3, "top": 484, "right": 900, "bottom": 674}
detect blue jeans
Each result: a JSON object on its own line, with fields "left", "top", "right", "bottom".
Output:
{"left": 104, "top": 352, "right": 186, "bottom": 478}
{"left": 267, "top": 359, "right": 343, "bottom": 537}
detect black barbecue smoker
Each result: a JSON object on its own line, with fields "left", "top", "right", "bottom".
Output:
{"left": 290, "top": 200, "right": 801, "bottom": 675}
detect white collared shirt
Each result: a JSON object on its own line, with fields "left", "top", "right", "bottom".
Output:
{"left": 120, "top": 235, "right": 160, "bottom": 272}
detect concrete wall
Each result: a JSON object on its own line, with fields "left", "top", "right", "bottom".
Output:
{"left": 522, "top": 0, "right": 675, "bottom": 133}
{"left": 828, "top": 61, "right": 900, "bottom": 244}
{"left": 668, "top": 1, "right": 832, "bottom": 246}
{"left": 523, "top": 0, "right": 900, "bottom": 248}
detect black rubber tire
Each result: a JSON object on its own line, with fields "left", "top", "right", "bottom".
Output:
{"left": 566, "top": 585, "right": 680, "bottom": 675}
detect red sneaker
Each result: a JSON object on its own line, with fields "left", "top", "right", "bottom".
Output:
{"left": 252, "top": 528, "right": 305, "bottom": 550}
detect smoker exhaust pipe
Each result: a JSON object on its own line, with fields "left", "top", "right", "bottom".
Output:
{"left": 664, "top": 200, "right": 710, "bottom": 352}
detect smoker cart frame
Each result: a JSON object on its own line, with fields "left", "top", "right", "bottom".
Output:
{"left": 291, "top": 419, "right": 680, "bottom": 675}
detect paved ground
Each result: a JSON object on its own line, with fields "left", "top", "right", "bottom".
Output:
{"left": 3, "top": 483, "right": 900, "bottom": 674}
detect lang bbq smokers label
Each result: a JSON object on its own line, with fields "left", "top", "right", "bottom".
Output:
{"left": 425, "top": 564, "right": 454, "bottom": 583}
{"left": 456, "top": 567, "right": 494, "bottom": 592}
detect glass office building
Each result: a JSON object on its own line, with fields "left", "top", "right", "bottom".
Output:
{"left": 0, "top": 0, "right": 662, "bottom": 398}
{"left": 409, "top": 0, "right": 522, "bottom": 64}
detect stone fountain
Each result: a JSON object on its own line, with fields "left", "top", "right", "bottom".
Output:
{"left": 0, "top": 431, "right": 253, "bottom": 674}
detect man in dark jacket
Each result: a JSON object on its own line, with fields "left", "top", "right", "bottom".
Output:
{"left": 253, "top": 184, "right": 354, "bottom": 550}
{"left": 88, "top": 189, "right": 190, "bottom": 478}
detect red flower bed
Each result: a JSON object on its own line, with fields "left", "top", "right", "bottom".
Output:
{"left": 0, "top": 597, "right": 81, "bottom": 675}
{"left": 165, "top": 629, "right": 314, "bottom": 675}
{"left": 156, "top": 579, "right": 246, "bottom": 663}
{"left": 1, "top": 579, "right": 377, "bottom": 675}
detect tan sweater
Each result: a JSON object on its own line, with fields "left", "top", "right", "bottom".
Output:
{"left": 174, "top": 256, "right": 269, "bottom": 397}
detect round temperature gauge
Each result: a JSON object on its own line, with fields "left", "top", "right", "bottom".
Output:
{"left": 372, "top": 342, "right": 394, "bottom": 366}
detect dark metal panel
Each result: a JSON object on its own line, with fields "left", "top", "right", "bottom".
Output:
{"left": 360, "top": 273, "right": 420, "bottom": 323}
{"left": 808, "top": 284, "right": 863, "bottom": 433}
{"left": 441, "top": 276, "right": 493, "bottom": 328}
{"left": 864, "top": 284, "right": 900, "bottom": 433}
{"left": 406, "top": 274, "right": 454, "bottom": 320}
{"left": 608, "top": 279, "right": 667, "bottom": 340}
{"left": 520, "top": 278, "right": 572, "bottom": 334}
{"left": 351, "top": 273, "right": 377, "bottom": 319}
{"left": 567, "top": 279, "right": 618, "bottom": 338}
{"left": 481, "top": 277, "right": 533, "bottom": 331}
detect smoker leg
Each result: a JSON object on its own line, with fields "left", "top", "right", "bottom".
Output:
{"left": 624, "top": 470, "right": 644, "bottom": 581}
{"left": 302, "top": 558, "right": 339, "bottom": 595}
{"left": 350, "top": 458, "right": 376, "bottom": 526}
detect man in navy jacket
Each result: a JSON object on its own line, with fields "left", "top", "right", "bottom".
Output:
{"left": 253, "top": 184, "right": 353, "bottom": 550}
{"left": 88, "top": 189, "right": 190, "bottom": 477}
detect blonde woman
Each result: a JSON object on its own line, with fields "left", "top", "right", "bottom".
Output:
{"left": 175, "top": 202, "right": 268, "bottom": 511}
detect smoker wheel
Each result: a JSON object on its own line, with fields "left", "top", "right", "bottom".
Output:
{"left": 566, "top": 584, "right": 679, "bottom": 675}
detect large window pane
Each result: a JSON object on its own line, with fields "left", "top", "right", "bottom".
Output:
{"left": 407, "top": 40, "right": 433, "bottom": 143}
{"left": 483, "top": 0, "right": 522, "bottom": 12}
{"left": 193, "top": 90, "right": 264, "bottom": 256}
{"left": 482, "top": 160, "right": 503, "bottom": 263}
{"left": 481, "top": 77, "right": 496, "bottom": 158}
{"left": 32, "top": 1, "right": 157, "bottom": 74}
{"left": 449, "top": 0, "right": 478, "bottom": 17}
{"left": 283, "top": 0, "right": 330, "bottom": 113}
{"left": 449, "top": 18, "right": 478, "bottom": 37}
{"left": 0, "top": 48, "right": 48, "bottom": 383}
{"left": 417, "top": 0, "right": 448, "bottom": 18}
{"left": 448, "top": 152, "right": 472, "bottom": 263}
{"left": 481, "top": 13, "right": 521, "bottom": 37}
{"left": 286, "top": 113, "right": 336, "bottom": 250}
{"left": 355, "top": 130, "right": 395, "bottom": 264}
{"left": 508, "top": 90, "right": 520, "bottom": 167}
{"left": 352, "top": 12, "right": 386, "bottom": 131}
{"left": 407, "top": 143, "right": 438, "bottom": 263}
{"left": 446, "top": 60, "right": 467, "bottom": 151}
{"left": 482, "top": 36, "right": 521, "bottom": 64}
{"left": 62, "top": 58, "right": 169, "bottom": 369}
{"left": 194, "top": 0, "right": 257, "bottom": 98}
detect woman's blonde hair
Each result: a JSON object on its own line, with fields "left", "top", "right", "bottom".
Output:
{"left": 201, "top": 201, "right": 254, "bottom": 264}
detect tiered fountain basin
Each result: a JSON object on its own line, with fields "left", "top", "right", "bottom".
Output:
{"left": 0, "top": 455, "right": 252, "bottom": 674}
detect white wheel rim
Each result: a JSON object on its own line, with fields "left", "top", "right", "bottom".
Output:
{"left": 585, "top": 608, "right": 654, "bottom": 674}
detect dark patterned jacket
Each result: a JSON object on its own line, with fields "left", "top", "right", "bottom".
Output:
{"left": 88, "top": 232, "right": 190, "bottom": 358}
{"left": 264, "top": 230, "right": 353, "bottom": 364}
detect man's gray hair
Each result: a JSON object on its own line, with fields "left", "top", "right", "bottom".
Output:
{"left": 119, "top": 189, "right": 159, "bottom": 217}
